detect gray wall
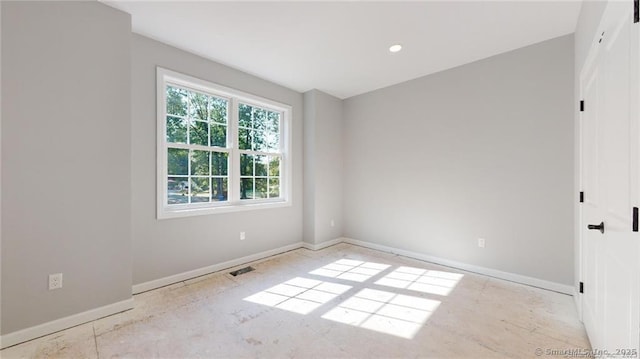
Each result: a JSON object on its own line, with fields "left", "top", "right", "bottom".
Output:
{"left": 303, "top": 91, "right": 316, "bottom": 244}
{"left": 0, "top": 0, "right": 584, "bottom": 338}
{"left": 303, "top": 90, "right": 344, "bottom": 245}
{"left": 343, "top": 34, "right": 575, "bottom": 285}
{"left": 1, "top": 1, "right": 133, "bottom": 334}
{"left": 131, "top": 35, "right": 303, "bottom": 285}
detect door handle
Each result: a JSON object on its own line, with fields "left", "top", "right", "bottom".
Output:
{"left": 587, "top": 221, "right": 605, "bottom": 234}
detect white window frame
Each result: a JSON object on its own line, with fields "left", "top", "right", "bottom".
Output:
{"left": 157, "top": 67, "right": 292, "bottom": 219}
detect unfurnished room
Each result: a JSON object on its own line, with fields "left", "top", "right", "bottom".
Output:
{"left": 0, "top": 0, "right": 639, "bottom": 358}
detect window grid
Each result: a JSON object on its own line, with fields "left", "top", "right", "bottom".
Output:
{"left": 239, "top": 153, "right": 281, "bottom": 200}
{"left": 166, "top": 147, "right": 230, "bottom": 205}
{"left": 166, "top": 84, "right": 230, "bottom": 205}
{"left": 158, "top": 68, "right": 291, "bottom": 218}
{"left": 238, "top": 103, "right": 282, "bottom": 201}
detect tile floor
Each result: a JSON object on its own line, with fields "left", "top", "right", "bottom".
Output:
{"left": 1, "top": 243, "right": 590, "bottom": 358}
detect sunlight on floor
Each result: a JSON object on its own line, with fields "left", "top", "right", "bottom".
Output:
{"left": 244, "top": 259, "right": 463, "bottom": 339}
{"left": 308, "top": 259, "right": 391, "bottom": 282}
{"left": 375, "top": 266, "right": 464, "bottom": 296}
{"left": 322, "top": 288, "right": 441, "bottom": 339}
{"left": 244, "top": 277, "right": 352, "bottom": 315}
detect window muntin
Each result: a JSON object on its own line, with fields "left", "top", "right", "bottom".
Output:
{"left": 165, "top": 85, "right": 231, "bottom": 206}
{"left": 158, "top": 68, "right": 291, "bottom": 218}
{"left": 238, "top": 103, "right": 282, "bottom": 200}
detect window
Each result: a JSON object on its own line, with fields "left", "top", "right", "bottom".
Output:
{"left": 157, "top": 68, "right": 291, "bottom": 218}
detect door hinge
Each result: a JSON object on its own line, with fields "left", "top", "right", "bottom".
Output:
{"left": 634, "top": 0, "right": 639, "bottom": 23}
{"left": 633, "top": 207, "right": 638, "bottom": 232}
{"left": 580, "top": 100, "right": 585, "bottom": 112}
{"left": 579, "top": 191, "right": 584, "bottom": 203}
{"left": 579, "top": 282, "right": 584, "bottom": 294}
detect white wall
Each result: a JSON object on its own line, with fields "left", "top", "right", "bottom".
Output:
{"left": 303, "top": 90, "right": 344, "bottom": 245}
{"left": 131, "top": 35, "right": 304, "bottom": 286}
{"left": 1, "top": 1, "right": 133, "bottom": 334}
{"left": 343, "top": 34, "right": 575, "bottom": 285}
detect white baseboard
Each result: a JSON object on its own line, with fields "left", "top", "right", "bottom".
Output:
{"left": 302, "top": 237, "right": 344, "bottom": 251}
{"left": 0, "top": 298, "right": 133, "bottom": 349}
{"left": 1, "top": 241, "right": 307, "bottom": 350}
{"left": 132, "top": 241, "right": 305, "bottom": 294}
{"left": 343, "top": 237, "right": 575, "bottom": 295}
{"left": 1, "top": 236, "right": 575, "bottom": 350}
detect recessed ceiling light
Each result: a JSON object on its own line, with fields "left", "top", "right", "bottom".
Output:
{"left": 389, "top": 44, "right": 402, "bottom": 53}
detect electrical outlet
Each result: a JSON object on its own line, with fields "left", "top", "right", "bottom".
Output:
{"left": 330, "top": 219, "right": 335, "bottom": 227}
{"left": 49, "top": 273, "right": 63, "bottom": 290}
{"left": 478, "top": 238, "right": 485, "bottom": 248}
{"left": 240, "top": 232, "right": 246, "bottom": 240}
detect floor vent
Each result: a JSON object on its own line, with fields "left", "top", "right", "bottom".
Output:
{"left": 229, "top": 266, "right": 255, "bottom": 276}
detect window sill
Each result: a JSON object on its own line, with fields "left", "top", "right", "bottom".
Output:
{"left": 157, "top": 200, "right": 291, "bottom": 219}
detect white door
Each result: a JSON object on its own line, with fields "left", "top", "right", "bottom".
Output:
{"left": 580, "top": 0, "right": 640, "bottom": 354}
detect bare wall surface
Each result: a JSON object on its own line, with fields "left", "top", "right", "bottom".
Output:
{"left": 303, "top": 91, "right": 316, "bottom": 244}
{"left": 343, "top": 34, "right": 575, "bottom": 285}
{"left": 303, "top": 90, "right": 344, "bottom": 245}
{"left": 131, "top": 35, "right": 303, "bottom": 285}
{"left": 311, "top": 90, "right": 344, "bottom": 243}
{"left": 1, "top": 1, "right": 133, "bottom": 334}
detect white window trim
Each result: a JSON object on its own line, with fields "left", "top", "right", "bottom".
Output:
{"left": 156, "top": 67, "right": 292, "bottom": 219}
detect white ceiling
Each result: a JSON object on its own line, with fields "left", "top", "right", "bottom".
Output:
{"left": 104, "top": 1, "right": 582, "bottom": 99}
